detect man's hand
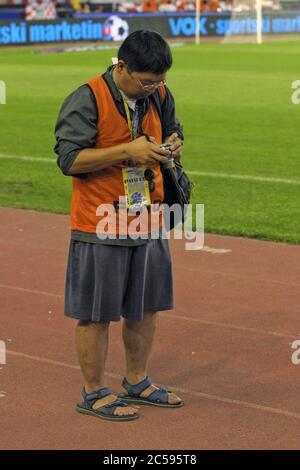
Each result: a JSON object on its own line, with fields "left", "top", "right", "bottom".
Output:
{"left": 164, "top": 133, "right": 183, "bottom": 161}
{"left": 124, "top": 135, "right": 170, "bottom": 166}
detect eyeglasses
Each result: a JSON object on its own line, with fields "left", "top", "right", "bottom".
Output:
{"left": 135, "top": 77, "right": 166, "bottom": 92}
{"left": 126, "top": 65, "right": 166, "bottom": 91}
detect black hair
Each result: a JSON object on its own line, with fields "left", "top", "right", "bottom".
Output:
{"left": 118, "top": 30, "right": 172, "bottom": 74}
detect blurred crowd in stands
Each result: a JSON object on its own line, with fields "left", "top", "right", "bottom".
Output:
{"left": 0, "top": 0, "right": 297, "bottom": 21}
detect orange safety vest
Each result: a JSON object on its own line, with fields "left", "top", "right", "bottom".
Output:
{"left": 70, "top": 75, "right": 165, "bottom": 236}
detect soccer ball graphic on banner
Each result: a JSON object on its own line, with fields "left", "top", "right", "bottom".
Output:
{"left": 103, "top": 16, "right": 129, "bottom": 41}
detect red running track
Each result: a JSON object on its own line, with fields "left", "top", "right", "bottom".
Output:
{"left": 1, "top": 207, "right": 300, "bottom": 449}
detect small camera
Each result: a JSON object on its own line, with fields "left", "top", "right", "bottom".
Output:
{"left": 160, "top": 143, "right": 174, "bottom": 168}
{"left": 160, "top": 143, "right": 172, "bottom": 150}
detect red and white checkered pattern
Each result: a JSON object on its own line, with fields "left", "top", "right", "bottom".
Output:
{"left": 25, "top": 0, "right": 57, "bottom": 21}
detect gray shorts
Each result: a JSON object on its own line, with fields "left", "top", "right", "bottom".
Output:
{"left": 64, "top": 239, "right": 174, "bottom": 322}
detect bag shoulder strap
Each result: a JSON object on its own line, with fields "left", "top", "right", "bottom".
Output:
{"left": 158, "top": 85, "right": 167, "bottom": 104}
{"left": 150, "top": 85, "right": 167, "bottom": 125}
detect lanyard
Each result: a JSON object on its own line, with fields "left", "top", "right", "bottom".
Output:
{"left": 122, "top": 97, "right": 134, "bottom": 141}
{"left": 122, "top": 97, "right": 141, "bottom": 141}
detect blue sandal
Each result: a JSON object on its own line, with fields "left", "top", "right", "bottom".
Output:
{"left": 118, "top": 377, "right": 184, "bottom": 408}
{"left": 76, "top": 387, "right": 139, "bottom": 421}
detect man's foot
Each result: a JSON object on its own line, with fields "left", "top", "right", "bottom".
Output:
{"left": 91, "top": 393, "right": 138, "bottom": 417}
{"left": 138, "top": 383, "right": 182, "bottom": 405}
{"left": 76, "top": 387, "right": 140, "bottom": 421}
{"left": 119, "top": 377, "right": 184, "bottom": 408}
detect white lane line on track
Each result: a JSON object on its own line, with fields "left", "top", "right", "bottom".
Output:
{"left": 201, "top": 246, "right": 232, "bottom": 254}
{"left": 167, "top": 310, "right": 299, "bottom": 340}
{"left": 6, "top": 350, "right": 300, "bottom": 421}
{"left": 0, "top": 284, "right": 63, "bottom": 299}
{"left": 0, "top": 284, "right": 297, "bottom": 339}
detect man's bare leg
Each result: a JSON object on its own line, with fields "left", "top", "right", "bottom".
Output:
{"left": 122, "top": 312, "right": 182, "bottom": 405}
{"left": 76, "top": 320, "right": 137, "bottom": 416}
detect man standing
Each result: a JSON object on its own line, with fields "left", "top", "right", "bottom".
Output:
{"left": 55, "top": 30, "right": 184, "bottom": 421}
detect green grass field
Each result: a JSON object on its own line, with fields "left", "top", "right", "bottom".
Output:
{"left": 0, "top": 42, "right": 299, "bottom": 243}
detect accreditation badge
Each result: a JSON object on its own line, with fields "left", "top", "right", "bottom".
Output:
{"left": 122, "top": 167, "right": 151, "bottom": 210}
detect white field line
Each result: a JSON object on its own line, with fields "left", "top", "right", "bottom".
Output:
{"left": 0, "top": 153, "right": 299, "bottom": 186}
{"left": 0, "top": 153, "right": 54, "bottom": 163}
{"left": 188, "top": 170, "right": 300, "bottom": 186}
